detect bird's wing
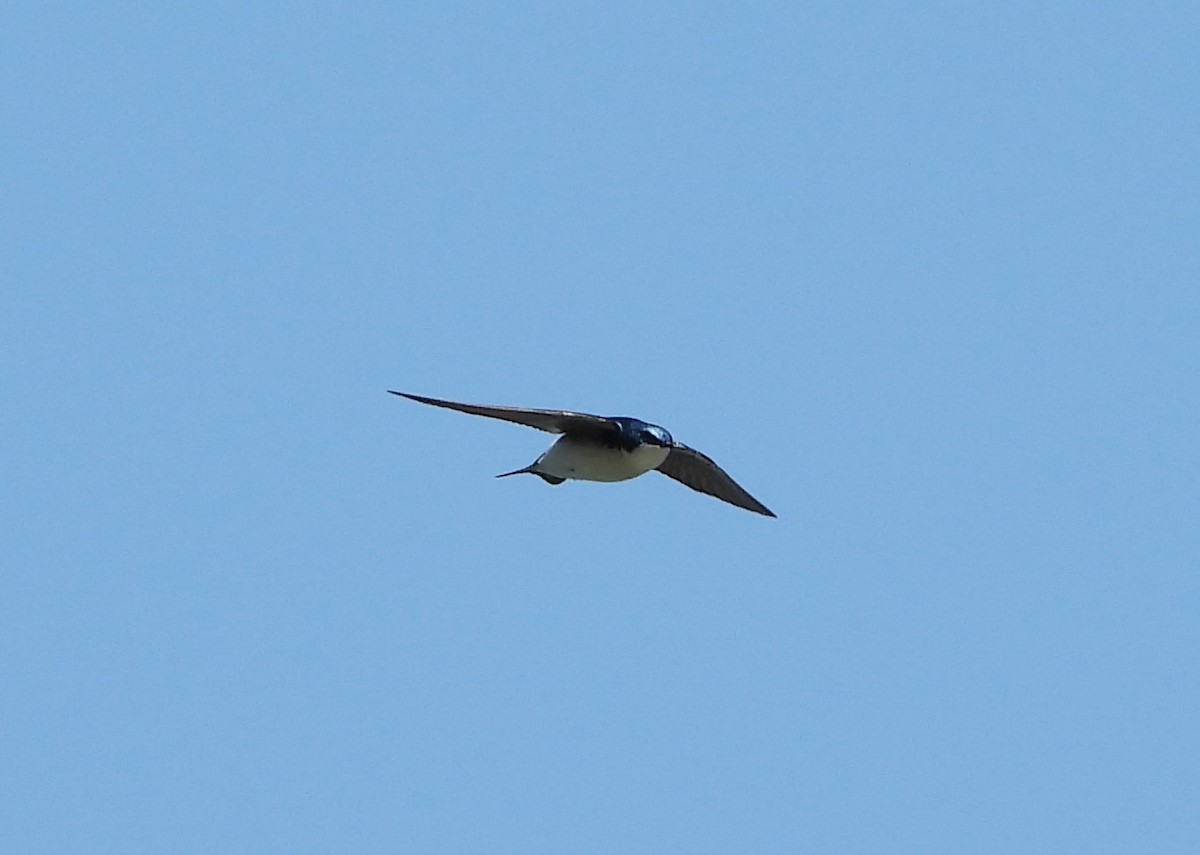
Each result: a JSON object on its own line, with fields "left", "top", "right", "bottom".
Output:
{"left": 389, "top": 391, "right": 618, "bottom": 437}
{"left": 656, "top": 444, "right": 776, "bottom": 517}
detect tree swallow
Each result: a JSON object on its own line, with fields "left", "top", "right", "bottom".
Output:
{"left": 390, "top": 391, "right": 776, "bottom": 517}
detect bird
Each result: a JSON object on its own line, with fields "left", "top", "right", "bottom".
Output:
{"left": 389, "top": 391, "right": 775, "bottom": 517}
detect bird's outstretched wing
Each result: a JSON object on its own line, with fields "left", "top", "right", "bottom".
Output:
{"left": 389, "top": 391, "right": 618, "bottom": 438}
{"left": 656, "top": 444, "right": 776, "bottom": 517}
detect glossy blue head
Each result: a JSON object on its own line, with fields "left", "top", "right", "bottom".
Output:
{"left": 610, "top": 417, "right": 673, "bottom": 451}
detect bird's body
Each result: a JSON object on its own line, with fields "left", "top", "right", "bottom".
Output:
{"left": 389, "top": 391, "right": 775, "bottom": 517}
{"left": 521, "top": 432, "right": 671, "bottom": 483}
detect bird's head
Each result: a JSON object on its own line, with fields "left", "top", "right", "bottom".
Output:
{"left": 610, "top": 417, "right": 673, "bottom": 450}
{"left": 638, "top": 424, "right": 673, "bottom": 447}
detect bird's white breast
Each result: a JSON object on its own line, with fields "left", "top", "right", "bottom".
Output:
{"left": 536, "top": 436, "right": 669, "bottom": 482}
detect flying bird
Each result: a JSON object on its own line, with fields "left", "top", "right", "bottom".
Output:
{"left": 390, "top": 391, "right": 775, "bottom": 517}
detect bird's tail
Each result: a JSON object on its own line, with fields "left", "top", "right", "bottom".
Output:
{"left": 496, "top": 465, "right": 565, "bottom": 485}
{"left": 496, "top": 464, "right": 537, "bottom": 479}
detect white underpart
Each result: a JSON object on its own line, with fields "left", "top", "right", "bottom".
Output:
{"left": 533, "top": 435, "right": 669, "bottom": 482}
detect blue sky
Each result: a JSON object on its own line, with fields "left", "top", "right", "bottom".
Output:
{"left": 3, "top": 2, "right": 1198, "bottom": 852}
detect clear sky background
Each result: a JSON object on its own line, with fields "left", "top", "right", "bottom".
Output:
{"left": 3, "top": 3, "right": 1198, "bottom": 852}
